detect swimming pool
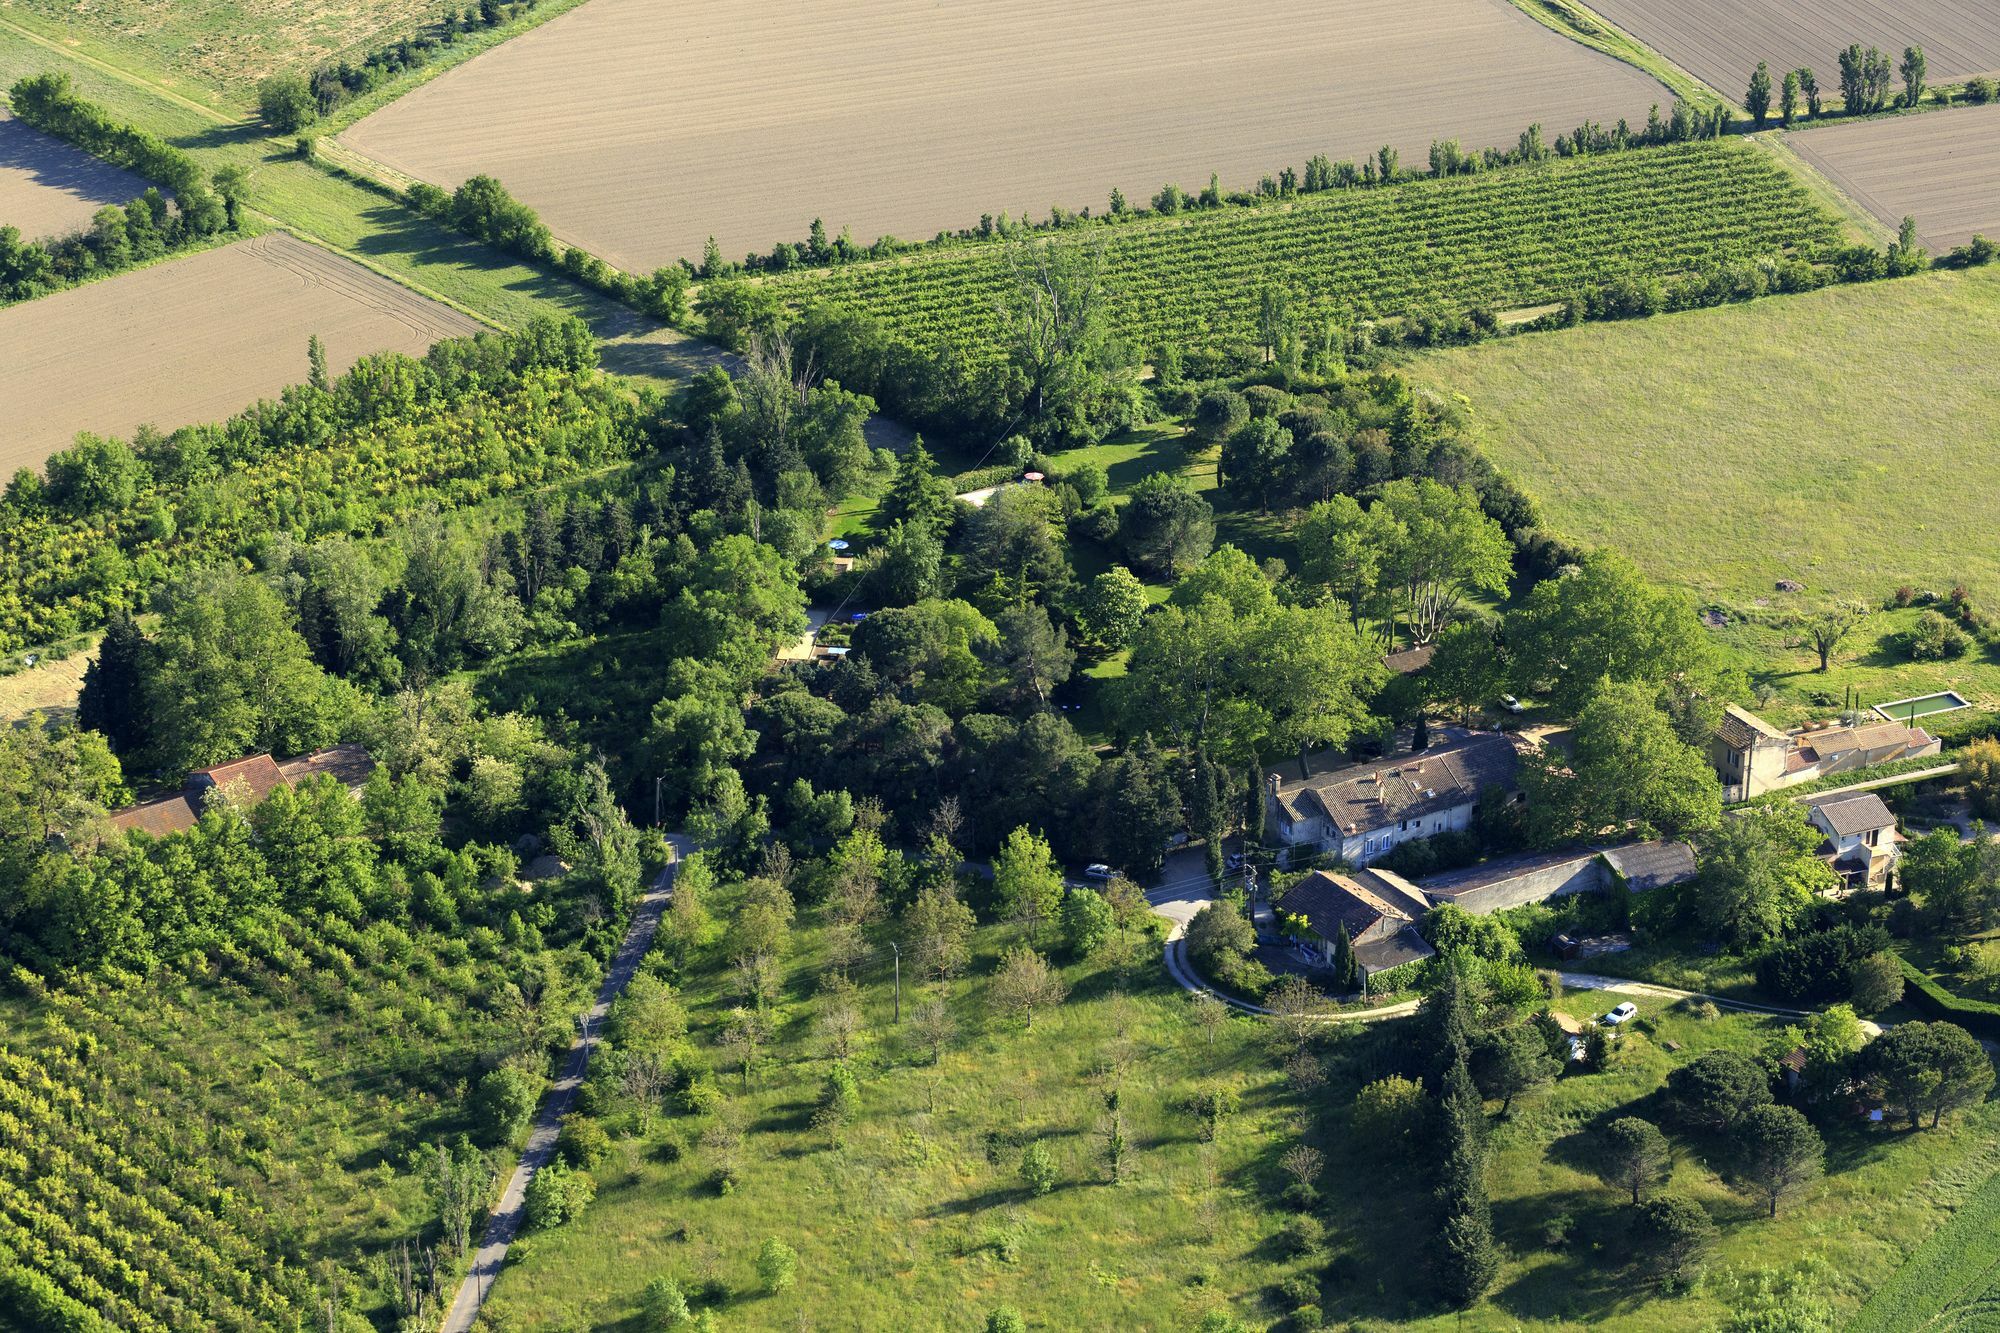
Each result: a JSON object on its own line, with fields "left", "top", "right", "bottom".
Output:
{"left": 1873, "top": 691, "right": 1971, "bottom": 724}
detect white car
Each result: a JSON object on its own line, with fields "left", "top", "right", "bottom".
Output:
{"left": 1084, "top": 863, "right": 1115, "bottom": 882}
{"left": 1500, "top": 694, "right": 1526, "bottom": 713}
{"left": 1601, "top": 1002, "right": 1638, "bottom": 1026}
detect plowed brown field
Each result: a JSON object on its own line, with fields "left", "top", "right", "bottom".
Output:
{"left": 0, "top": 231, "right": 480, "bottom": 468}
{"left": 341, "top": 0, "right": 1668, "bottom": 273}
{"left": 1789, "top": 103, "right": 2000, "bottom": 251}
{"left": 0, "top": 108, "right": 152, "bottom": 240}
{"left": 1582, "top": 0, "right": 2000, "bottom": 100}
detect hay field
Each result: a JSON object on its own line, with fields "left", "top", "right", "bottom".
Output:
{"left": 0, "top": 107, "right": 151, "bottom": 240}
{"left": 0, "top": 231, "right": 479, "bottom": 467}
{"left": 341, "top": 0, "right": 1668, "bottom": 273}
{"left": 1788, "top": 103, "right": 2000, "bottom": 251}
{"left": 1405, "top": 265, "right": 2000, "bottom": 605}
{"left": 1581, "top": 0, "right": 2000, "bottom": 98}
{"left": 0, "top": 0, "right": 444, "bottom": 92}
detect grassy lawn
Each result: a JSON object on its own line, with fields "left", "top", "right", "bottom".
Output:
{"left": 1328, "top": 989, "right": 2000, "bottom": 1331}
{"left": 1404, "top": 266, "right": 2000, "bottom": 608}
{"left": 1715, "top": 605, "right": 2000, "bottom": 724}
{"left": 480, "top": 893, "right": 1313, "bottom": 1330}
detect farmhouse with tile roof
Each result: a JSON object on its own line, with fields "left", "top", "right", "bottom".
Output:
{"left": 1275, "top": 867, "right": 1436, "bottom": 982}
{"left": 1805, "top": 791, "right": 1902, "bottom": 890}
{"left": 1266, "top": 727, "right": 1520, "bottom": 867}
{"left": 108, "top": 743, "right": 376, "bottom": 838}
{"left": 1711, "top": 703, "right": 1939, "bottom": 802}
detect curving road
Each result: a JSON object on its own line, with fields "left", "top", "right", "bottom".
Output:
{"left": 440, "top": 834, "right": 691, "bottom": 1333}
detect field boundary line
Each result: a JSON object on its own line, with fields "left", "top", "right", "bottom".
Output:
{"left": 1755, "top": 132, "right": 1901, "bottom": 248}
{"left": 0, "top": 16, "right": 237, "bottom": 126}
{"left": 245, "top": 214, "right": 509, "bottom": 334}
{"left": 1503, "top": 0, "right": 1719, "bottom": 108}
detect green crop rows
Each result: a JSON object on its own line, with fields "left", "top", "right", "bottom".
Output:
{"left": 763, "top": 142, "right": 1842, "bottom": 358}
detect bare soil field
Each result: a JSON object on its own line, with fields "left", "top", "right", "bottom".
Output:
{"left": 0, "top": 230, "right": 479, "bottom": 468}
{"left": 1787, "top": 103, "right": 2000, "bottom": 251}
{"left": 341, "top": 0, "right": 1668, "bottom": 273}
{"left": 1580, "top": 0, "right": 2000, "bottom": 100}
{"left": 0, "top": 0, "right": 444, "bottom": 91}
{"left": 0, "top": 107, "right": 151, "bottom": 240}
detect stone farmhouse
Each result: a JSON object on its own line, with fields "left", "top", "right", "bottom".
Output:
{"left": 1265, "top": 728, "right": 1521, "bottom": 869}
{"left": 1711, "top": 704, "right": 1939, "bottom": 802}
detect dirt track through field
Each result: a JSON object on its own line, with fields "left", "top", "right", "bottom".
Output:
{"left": 0, "top": 230, "right": 479, "bottom": 468}
{"left": 342, "top": 0, "right": 1668, "bottom": 273}
{"left": 1582, "top": 0, "right": 2000, "bottom": 98}
{"left": 0, "top": 108, "right": 153, "bottom": 240}
{"left": 1788, "top": 103, "right": 2000, "bottom": 251}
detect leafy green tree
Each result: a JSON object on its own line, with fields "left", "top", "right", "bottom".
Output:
{"left": 473, "top": 1065, "right": 541, "bottom": 1145}
{"left": 1505, "top": 550, "right": 1714, "bottom": 714}
{"left": 1787, "top": 601, "right": 1868, "bottom": 673}
{"left": 1367, "top": 479, "right": 1512, "bottom": 645}
{"left": 390, "top": 511, "right": 523, "bottom": 678}
{"left": 756, "top": 1238, "right": 798, "bottom": 1293}
{"left": 143, "top": 565, "right": 345, "bottom": 773}
{"left": 1192, "top": 389, "right": 1250, "bottom": 446}
{"left": 694, "top": 278, "right": 783, "bottom": 350}
{"left": 1186, "top": 901, "right": 1255, "bottom": 974}
{"left": 1351, "top": 1074, "right": 1426, "bottom": 1155}
{"left": 1900, "top": 45, "right": 1927, "bottom": 107}
{"left": 1902, "top": 829, "right": 2000, "bottom": 941}
{"left": 1218, "top": 417, "right": 1292, "bottom": 512}
{"left": 1596, "top": 1116, "right": 1672, "bottom": 1204}
{"left": 1422, "top": 620, "right": 1505, "bottom": 724}
{"left": 256, "top": 73, "right": 317, "bottom": 131}
{"left": 1635, "top": 1196, "right": 1715, "bottom": 1284}
{"left": 1119, "top": 473, "right": 1214, "bottom": 578}
{"left": 1522, "top": 681, "right": 1720, "bottom": 845}
{"left": 1781, "top": 69, "right": 1801, "bottom": 125}
{"left": 1061, "top": 886, "right": 1116, "bottom": 957}
{"left": 992, "top": 604, "right": 1074, "bottom": 707}
{"left": 1686, "top": 804, "right": 1834, "bottom": 947}
{"left": 662, "top": 534, "right": 808, "bottom": 674}
{"left": 1081, "top": 566, "right": 1147, "bottom": 649}
{"left": 1740, "top": 1105, "right": 1823, "bottom": 1216}
{"left": 1868, "top": 1021, "right": 1996, "bottom": 1129}
{"left": 1297, "top": 494, "right": 1385, "bottom": 624}
{"left": 992, "top": 826, "right": 1064, "bottom": 932}
{"left": 77, "top": 608, "right": 152, "bottom": 756}
{"left": 1850, "top": 951, "right": 1905, "bottom": 1014}
{"left": 1783, "top": 1003, "right": 1865, "bottom": 1102}
{"left": 1476, "top": 1020, "right": 1560, "bottom": 1113}
{"left": 995, "top": 238, "right": 1140, "bottom": 446}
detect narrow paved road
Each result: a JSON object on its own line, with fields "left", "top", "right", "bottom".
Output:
{"left": 441, "top": 834, "right": 690, "bottom": 1333}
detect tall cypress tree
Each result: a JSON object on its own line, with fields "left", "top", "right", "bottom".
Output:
{"left": 78, "top": 609, "right": 153, "bottom": 756}
{"left": 1331, "top": 923, "right": 1357, "bottom": 992}
{"left": 1245, "top": 756, "right": 1267, "bottom": 847}
{"left": 1432, "top": 1050, "right": 1497, "bottom": 1305}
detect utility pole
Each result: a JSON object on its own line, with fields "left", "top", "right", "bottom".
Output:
{"left": 891, "top": 943, "right": 902, "bottom": 1023}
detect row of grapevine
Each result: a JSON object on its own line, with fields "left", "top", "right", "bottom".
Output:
{"left": 762, "top": 142, "right": 1843, "bottom": 361}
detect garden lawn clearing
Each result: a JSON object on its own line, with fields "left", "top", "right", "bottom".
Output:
{"left": 0, "top": 229, "right": 479, "bottom": 467}
{"left": 1406, "top": 265, "right": 2000, "bottom": 608}
{"left": 1787, "top": 102, "right": 2000, "bottom": 252}
{"left": 340, "top": 0, "right": 1668, "bottom": 272}
{"left": 0, "top": 105, "right": 153, "bottom": 240}
{"left": 1578, "top": 0, "right": 2000, "bottom": 101}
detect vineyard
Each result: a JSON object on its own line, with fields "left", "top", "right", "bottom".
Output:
{"left": 760, "top": 142, "right": 1844, "bottom": 359}
{"left": 0, "top": 364, "right": 631, "bottom": 653}
{"left": 0, "top": 909, "right": 595, "bottom": 1329}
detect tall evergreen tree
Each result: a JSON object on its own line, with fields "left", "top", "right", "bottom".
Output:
{"left": 79, "top": 608, "right": 153, "bottom": 756}
{"left": 1331, "top": 922, "right": 1357, "bottom": 992}
{"left": 877, "top": 438, "right": 955, "bottom": 539}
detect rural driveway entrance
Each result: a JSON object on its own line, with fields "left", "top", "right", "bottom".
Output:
{"left": 441, "top": 834, "right": 691, "bottom": 1332}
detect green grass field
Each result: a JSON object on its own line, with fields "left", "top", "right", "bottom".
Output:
{"left": 479, "top": 892, "right": 1313, "bottom": 1330}
{"left": 1406, "top": 266, "right": 2000, "bottom": 610}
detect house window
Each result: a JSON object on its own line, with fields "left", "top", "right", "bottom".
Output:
{"left": 1398, "top": 819, "right": 1407, "bottom": 831}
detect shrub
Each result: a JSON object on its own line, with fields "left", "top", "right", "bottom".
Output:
{"left": 986, "top": 1310, "right": 1026, "bottom": 1333}
{"left": 1850, "top": 951, "right": 1905, "bottom": 1014}
{"left": 1278, "top": 1213, "right": 1326, "bottom": 1257}
{"left": 522, "top": 1161, "right": 595, "bottom": 1231}
{"left": 555, "top": 1113, "right": 611, "bottom": 1169}
{"left": 1756, "top": 924, "right": 1890, "bottom": 1003}
{"left": 1020, "top": 1140, "right": 1056, "bottom": 1196}
{"left": 756, "top": 1237, "right": 798, "bottom": 1293}
{"left": 1635, "top": 1195, "right": 1715, "bottom": 1284}
{"left": 1905, "top": 610, "right": 1970, "bottom": 660}
{"left": 1060, "top": 886, "right": 1115, "bottom": 957}
{"left": 639, "top": 1276, "right": 690, "bottom": 1331}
